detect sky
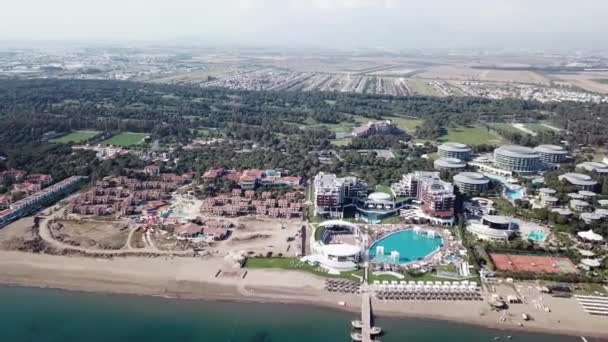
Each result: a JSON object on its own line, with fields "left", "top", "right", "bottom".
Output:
{"left": 1, "top": 0, "right": 607, "bottom": 50}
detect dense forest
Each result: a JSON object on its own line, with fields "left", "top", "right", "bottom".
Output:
{"left": 1, "top": 78, "right": 608, "bottom": 183}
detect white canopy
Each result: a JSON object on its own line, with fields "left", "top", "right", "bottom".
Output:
{"left": 322, "top": 244, "right": 362, "bottom": 257}
{"left": 578, "top": 249, "right": 596, "bottom": 257}
{"left": 578, "top": 229, "right": 604, "bottom": 242}
{"left": 581, "top": 259, "right": 601, "bottom": 268}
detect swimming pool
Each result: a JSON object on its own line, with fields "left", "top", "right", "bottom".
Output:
{"left": 504, "top": 187, "right": 525, "bottom": 201}
{"left": 528, "top": 230, "right": 547, "bottom": 242}
{"left": 368, "top": 229, "right": 444, "bottom": 264}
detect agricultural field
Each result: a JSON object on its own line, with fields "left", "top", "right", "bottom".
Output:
{"left": 439, "top": 126, "right": 504, "bottom": 145}
{"left": 50, "top": 131, "right": 100, "bottom": 144}
{"left": 407, "top": 79, "right": 442, "bottom": 96}
{"left": 101, "top": 132, "right": 148, "bottom": 147}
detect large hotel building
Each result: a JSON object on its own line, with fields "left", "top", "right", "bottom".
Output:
{"left": 392, "top": 171, "right": 455, "bottom": 219}
{"left": 313, "top": 172, "right": 368, "bottom": 218}
{"left": 493, "top": 145, "right": 541, "bottom": 173}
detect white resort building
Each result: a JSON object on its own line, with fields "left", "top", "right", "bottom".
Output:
{"left": 453, "top": 172, "right": 490, "bottom": 194}
{"left": 305, "top": 220, "right": 363, "bottom": 272}
{"left": 558, "top": 173, "right": 598, "bottom": 191}
{"left": 392, "top": 171, "right": 455, "bottom": 225}
{"left": 466, "top": 215, "right": 518, "bottom": 242}
{"left": 312, "top": 172, "right": 368, "bottom": 218}
{"left": 534, "top": 145, "right": 568, "bottom": 164}
{"left": 576, "top": 161, "right": 608, "bottom": 174}
{"left": 493, "top": 145, "right": 540, "bottom": 173}
{"left": 437, "top": 142, "right": 472, "bottom": 161}
{"left": 433, "top": 157, "right": 467, "bottom": 171}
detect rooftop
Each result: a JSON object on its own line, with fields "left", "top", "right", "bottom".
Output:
{"left": 434, "top": 157, "right": 466, "bottom": 169}
{"left": 438, "top": 142, "right": 471, "bottom": 153}
{"left": 534, "top": 144, "right": 567, "bottom": 154}
{"left": 576, "top": 161, "right": 608, "bottom": 173}
{"left": 495, "top": 145, "right": 539, "bottom": 158}
{"left": 453, "top": 172, "right": 490, "bottom": 185}
{"left": 368, "top": 192, "right": 392, "bottom": 202}
{"left": 570, "top": 199, "right": 590, "bottom": 207}
{"left": 482, "top": 215, "right": 512, "bottom": 225}
{"left": 538, "top": 188, "right": 557, "bottom": 194}
{"left": 559, "top": 173, "right": 598, "bottom": 186}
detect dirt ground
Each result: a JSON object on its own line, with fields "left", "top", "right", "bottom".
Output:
{"left": 0, "top": 217, "right": 39, "bottom": 251}
{"left": 49, "top": 218, "right": 130, "bottom": 250}
{"left": 211, "top": 217, "right": 304, "bottom": 258}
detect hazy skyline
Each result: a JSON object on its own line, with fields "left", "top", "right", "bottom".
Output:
{"left": 2, "top": 0, "right": 607, "bottom": 50}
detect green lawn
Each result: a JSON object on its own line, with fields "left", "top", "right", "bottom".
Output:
{"left": 245, "top": 257, "right": 363, "bottom": 279}
{"left": 389, "top": 117, "right": 423, "bottom": 134}
{"left": 524, "top": 123, "right": 555, "bottom": 134}
{"left": 50, "top": 131, "right": 100, "bottom": 144}
{"left": 331, "top": 138, "right": 352, "bottom": 146}
{"left": 380, "top": 216, "right": 403, "bottom": 224}
{"left": 101, "top": 132, "right": 148, "bottom": 147}
{"left": 573, "top": 283, "right": 607, "bottom": 296}
{"left": 490, "top": 123, "right": 522, "bottom": 135}
{"left": 439, "top": 126, "right": 503, "bottom": 145}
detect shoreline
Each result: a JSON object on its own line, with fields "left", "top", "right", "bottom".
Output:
{"left": 0, "top": 280, "right": 591, "bottom": 340}
{"left": 0, "top": 251, "right": 606, "bottom": 339}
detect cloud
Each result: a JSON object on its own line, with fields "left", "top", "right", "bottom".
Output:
{"left": 0, "top": 0, "right": 607, "bottom": 49}
{"left": 310, "top": 0, "right": 396, "bottom": 12}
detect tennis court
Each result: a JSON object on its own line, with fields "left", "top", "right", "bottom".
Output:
{"left": 490, "top": 253, "right": 577, "bottom": 274}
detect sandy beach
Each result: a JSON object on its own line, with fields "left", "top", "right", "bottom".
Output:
{"left": 0, "top": 251, "right": 606, "bottom": 338}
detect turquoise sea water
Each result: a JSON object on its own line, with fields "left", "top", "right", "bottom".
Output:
{"left": 0, "top": 286, "right": 584, "bottom": 342}
{"left": 368, "top": 229, "right": 444, "bottom": 264}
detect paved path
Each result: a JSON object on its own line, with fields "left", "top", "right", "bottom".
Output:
{"left": 361, "top": 292, "right": 372, "bottom": 342}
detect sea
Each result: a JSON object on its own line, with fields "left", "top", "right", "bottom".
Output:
{"left": 0, "top": 286, "right": 584, "bottom": 342}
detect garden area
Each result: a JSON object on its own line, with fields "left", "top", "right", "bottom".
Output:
{"left": 101, "top": 132, "right": 148, "bottom": 147}
{"left": 50, "top": 130, "right": 100, "bottom": 144}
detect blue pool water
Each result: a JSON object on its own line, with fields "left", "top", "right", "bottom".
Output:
{"left": 504, "top": 187, "right": 525, "bottom": 200}
{"left": 528, "top": 230, "right": 547, "bottom": 242}
{"left": 369, "top": 229, "right": 444, "bottom": 264}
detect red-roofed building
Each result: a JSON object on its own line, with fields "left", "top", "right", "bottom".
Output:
{"left": 0, "top": 170, "right": 27, "bottom": 182}
{"left": 175, "top": 223, "right": 204, "bottom": 238}
{"left": 26, "top": 174, "right": 53, "bottom": 186}
{"left": 203, "top": 168, "right": 225, "bottom": 179}
{"left": 276, "top": 176, "right": 302, "bottom": 187}
{"left": 239, "top": 175, "right": 258, "bottom": 190}
{"left": 223, "top": 170, "right": 242, "bottom": 182}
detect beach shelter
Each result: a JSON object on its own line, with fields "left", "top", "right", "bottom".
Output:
{"left": 577, "top": 229, "right": 604, "bottom": 242}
